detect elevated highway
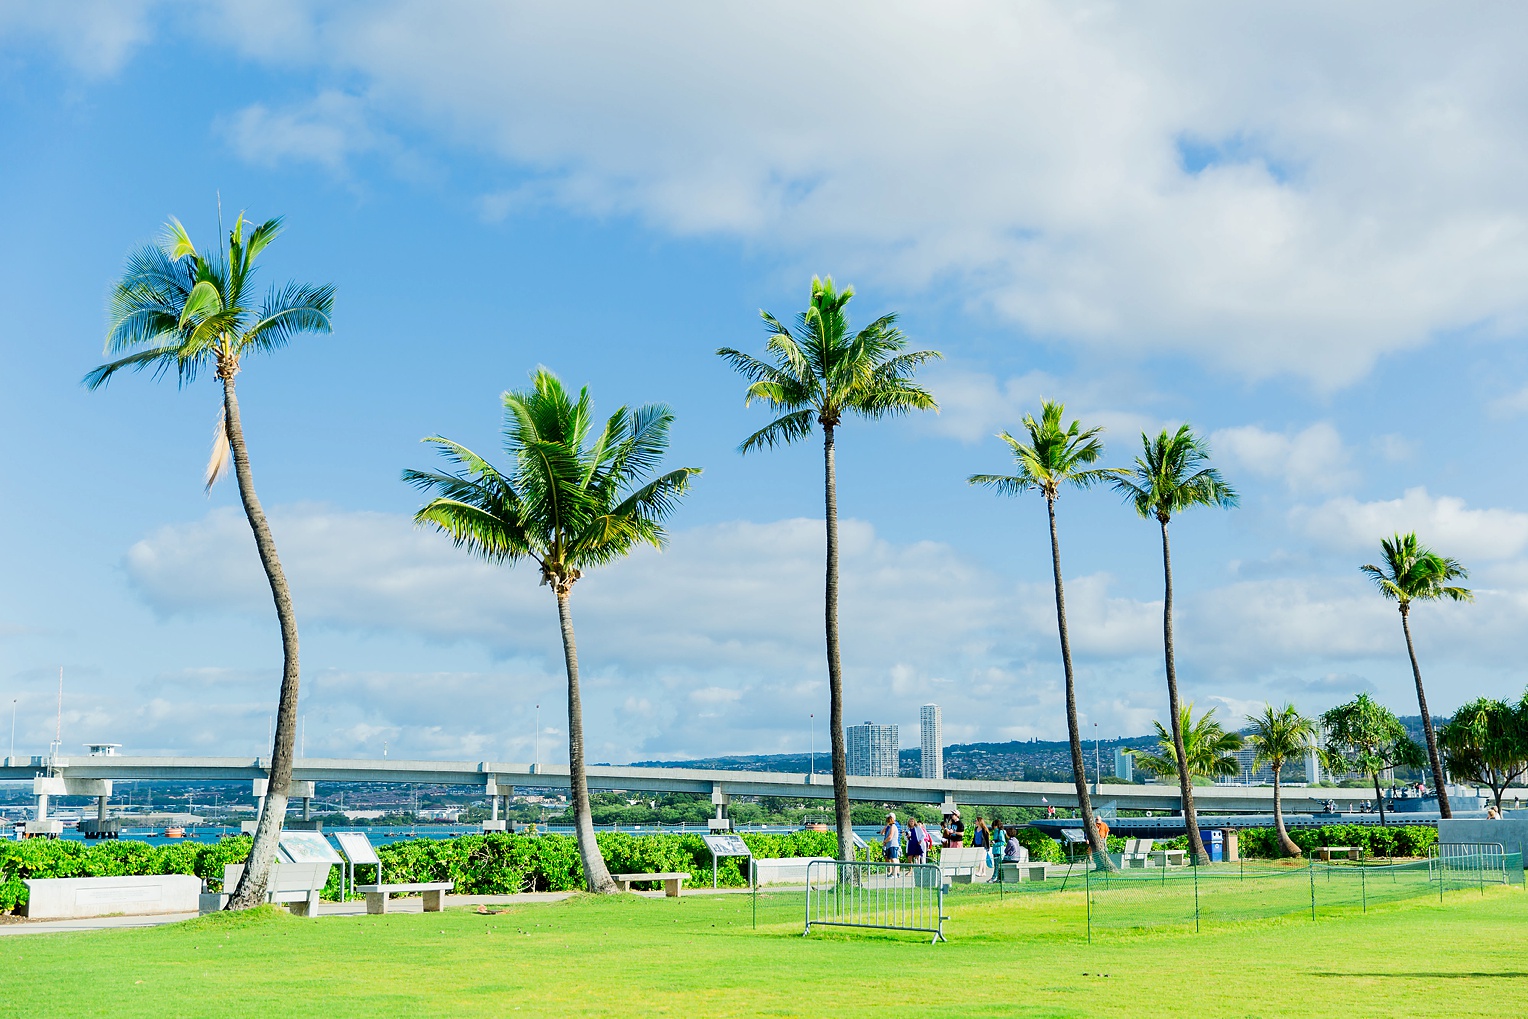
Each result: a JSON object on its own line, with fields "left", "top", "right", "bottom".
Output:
{"left": 2, "top": 755, "right": 1373, "bottom": 815}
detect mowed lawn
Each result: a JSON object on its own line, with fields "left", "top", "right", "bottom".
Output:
{"left": 1, "top": 886, "right": 1524, "bottom": 1018}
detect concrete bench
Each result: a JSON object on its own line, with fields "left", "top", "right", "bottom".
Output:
{"left": 613, "top": 872, "right": 689, "bottom": 897}
{"left": 218, "top": 862, "right": 331, "bottom": 916}
{"left": 1147, "top": 849, "right": 1187, "bottom": 867}
{"left": 1315, "top": 846, "right": 1360, "bottom": 862}
{"left": 752, "top": 856, "right": 834, "bottom": 886}
{"left": 998, "top": 862, "right": 1048, "bottom": 883}
{"left": 939, "top": 847, "right": 992, "bottom": 884}
{"left": 356, "top": 881, "right": 453, "bottom": 914}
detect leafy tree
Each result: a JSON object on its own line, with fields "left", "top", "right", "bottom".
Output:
{"left": 1131, "top": 704, "right": 1244, "bottom": 782}
{"left": 1113, "top": 426, "right": 1237, "bottom": 863}
{"left": 1244, "top": 703, "right": 1319, "bottom": 857}
{"left": 969, "top": 401, "right": 1126, "bottom": 863}
{"left": 85, "top": 212, "right": 333, "bottom": 909}
{"left": 404, "top": 369, "right": 700, "bottom": 892}
{"left": 717, "top": 276, "right": 940, "bottom": 861}
{"left": 1439, "top": 696, "right": 1528, "bottom": 811}
{"left": 1361, "top": 532, "right": 1472, "bottom": 818}
{"left": 1321, "top": 693, "right": 1425, "bottom": 826}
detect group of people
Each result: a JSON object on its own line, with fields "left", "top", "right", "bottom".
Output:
{"left": 878, "top": 809, "right": 1025, "bottom": 876}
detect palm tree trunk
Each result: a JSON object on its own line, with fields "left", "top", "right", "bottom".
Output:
{"left": 1159, "top": 519, "right": 1207, "bottom": 865}
{"left": 1400, "top": 606, "right": 1451, "bottom": 818}
{"left": 1374, "top": 772, "right": 1386, "bottom": 825}
{"left": 823, "top": 424, "right": 852, "bottom": 863}
{"left": 1049, "top": 496, "right": 1111, "bottom": 869}
{"left": 1272, "top": 766, "right": 1299, "bottom": 857}
{"left": 222, "top": 377, "right": 299, "bottom": 911}
{"left": 557, "top": 588, "right": 616, "bottom": 893}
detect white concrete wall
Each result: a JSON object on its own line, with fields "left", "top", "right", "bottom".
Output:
{"left": 752, "top": 857, "right": 834, "bottom": 885}
{"left": 23, "top": 874, "right": 201, "bottom": 918}
{"left": 1437, "top": 818, "right": 1528, "bottom": 866}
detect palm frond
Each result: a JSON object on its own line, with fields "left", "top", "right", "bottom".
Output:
{"left": 738, "top": 409, "right": 815, "bottom": 454}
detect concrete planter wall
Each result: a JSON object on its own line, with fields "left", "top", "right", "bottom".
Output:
{"left": 23, "top": 874, "right": 202, "bottom": 919}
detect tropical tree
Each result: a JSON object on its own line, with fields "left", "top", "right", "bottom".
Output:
{"left": 717, "top": 276, "right": 940, "bottom": 861}
{"left": 404, "top": 369, "right": 699, "bottom": 892}
{"left": 1439, "top": 696, "right": 1528, "bottom": 812}
{"left": 1244, "top": 703, "right": 1319, "bottom": 857}
{"left": 968, "top": 401, "right": 1126, "bottom": 863}
{"left": 1361, "top": 532, "right": 1472, "bottom": 818}
{"left": 1113, "top": 426, "right": 1237, "bottom": 863}
{"left": 1321, "top": 693, "right": 1425, "bottom": 826}
{"left": 1131, "top": 704, "right": 1244, "bottom": 783}
{"left": 84, "top": 212, "right": 333, "bottom": 909}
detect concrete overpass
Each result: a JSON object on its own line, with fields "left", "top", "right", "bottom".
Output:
{"left": 2, "top": 755, "right": 1373, "bottom": 825}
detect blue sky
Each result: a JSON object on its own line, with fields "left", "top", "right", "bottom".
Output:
{"left": 3, "top": 2, "right": 1528, "bottom": 765}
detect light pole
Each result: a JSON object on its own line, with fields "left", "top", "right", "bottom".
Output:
{"left": 809, "top": 713, "right": 815, "bottom": 778}
{"left": 1093, "top": 722, "right": 1100, "bottom": 795}
{"left": 9, "top": 698, "right": 15, "bottom": 761}
{"left": 534, "top": 704, "right": 540, "bottom": 772}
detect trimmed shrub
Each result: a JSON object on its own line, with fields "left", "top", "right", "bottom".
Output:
{"left": 1237, "top": 825, "right": 1437, "bottom": 859}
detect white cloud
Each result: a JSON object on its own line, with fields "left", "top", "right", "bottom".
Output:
{"left": 1292, "top": 487, "right": 1528, "bottom": 561}
{"left": 1212, "top": 422, "right": 1354, "bottom": 494}
{"left": 220, "top": 91, "right": 383, "bottom": 175}
{"left": 165, "top": 0, "right": 1528, "bottom": 386}
{"left": 0, "top": 0, "right": 157, "bottom": 76}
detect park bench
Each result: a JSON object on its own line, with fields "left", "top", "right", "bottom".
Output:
{"left": 938, "top": 847, "right": 991, "bottom": 884}
{"left": 356, "top": 881, "right": 454, "bottom": 914}
{"left": 1315, "top": 846, "right": 1361, "bottom": 862}
{"left": 219, "top": 862, "right": 330, "bottom": 916}
{"left": 1109, "top": 838, "right": 1156, "bottom": 869}
{"left": 1147, "top": 848, "right": 1187, "bottom": 867}
{"left": 998, "top": 861, "right": 1048, "bottom": 882}
{"left": 613, "top": 872, "right": 689, "bottom": 897}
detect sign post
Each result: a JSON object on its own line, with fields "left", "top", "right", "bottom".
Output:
{"left": 701, "top": 833, "right": 752, "bottom": 889}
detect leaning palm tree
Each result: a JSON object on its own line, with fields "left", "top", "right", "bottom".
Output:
{"left": 85, "top": 212, "right": 333, "bottom": 909}
{"left": 969, "top": 401, "right": 1126, "bottom": 864}
{"left": 1114, "top": 426, "right": 1236, "bottom": 864}
{"left": 717, "top": 276, "right": 940, "bottom": 862}
{"left": 1361, "top": 532, "right": 1472, "bottom": 819}
{"left": 1132, "top": 704, "right": 1244, "bottom": 783}
{"left": 404, "top": 368, "right": 699, "bottom": 893}
{"left": 1244, "top": 703, "right": 1318, "bottom": 857}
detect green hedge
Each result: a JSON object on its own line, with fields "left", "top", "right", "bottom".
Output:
{"left": 1237, "top": 825, "right": 1438, "bottom": 859}
{"left": 1, "top": 831, "right": 847, "bottom": 911}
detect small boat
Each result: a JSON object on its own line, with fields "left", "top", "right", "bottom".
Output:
{"left": 162, "top": 826, "right": 187, "bottom": 838}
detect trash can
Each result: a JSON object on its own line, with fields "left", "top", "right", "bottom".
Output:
{"left": 1200, "top": 828, "right": 1223, "bottom": 863}
{"left": 1221, "top": 828, "right": 1239, "bottom": 862}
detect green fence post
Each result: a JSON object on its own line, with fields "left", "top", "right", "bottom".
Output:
{"left": 1192, "top": 855, "right": 1200, "bottom": 934}
{"left": 1308, "top": 855, "right": 1316, "bottom": 921}
{"left": 1360, "top": 849, "right": 1366, "bottom": 913}
{"left": 1085, "top": 850, "right": 1092, "bottom": 944}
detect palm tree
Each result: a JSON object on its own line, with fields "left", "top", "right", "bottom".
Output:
{"left": 1244, "top": 704, "right": 1319, "bottom": 857}
{"left": 968, "top": 401, "right": 1126, "bottom": 863}
{"left": 1361, "top": 532, "right": 1472, "bottom": 818}
{"left": 84, "top": 212, "right": 333, "bottom": 909}
{"left": 1131, "top": 704, "right": 1244, "bottom": 783}
{"left": 1321, "top": 693, "right": 1424, "bottom": 826}
{"left": 404, "top": 368, "right": 699, "bottom": 893}
{"left": 1113, "top": 426, "right": 1236, "bottom": 864}
{"left": 717, "top": 276, "right": 940, "bottom": 862}
{"left": 1439, "top": 696, "right": 1528, "bottom": 812}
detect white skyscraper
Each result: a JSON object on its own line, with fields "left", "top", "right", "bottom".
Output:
{"left": 848, "top": 721, "right": 900, "bottom": 777}
{"left": 1113, "top": 746, "right": 1133, "bottom": 782}
{"left": 920, "top": 704, "right": 943, "bottom": 780}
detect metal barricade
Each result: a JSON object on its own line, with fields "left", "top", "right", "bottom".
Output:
{"left": 1429, "top": 842, "right": 1509, "bottom": 897}
{"left": 804, "top": 859, "right": 947, "bottom": 943}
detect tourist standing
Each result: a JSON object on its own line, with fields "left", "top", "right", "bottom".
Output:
{"left": 906, "top": 817, "right": 927, "bottom": 866}
{"left": 880, "top": 812, "right": 902, "bottom": 873}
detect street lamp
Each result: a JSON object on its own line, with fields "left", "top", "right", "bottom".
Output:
{"left": 1093, "top": 722, "right": 1100, "bottom": 795}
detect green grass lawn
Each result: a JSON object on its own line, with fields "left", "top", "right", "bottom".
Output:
{"left": 1, "top": 884, "right": 1523, "bottom": 1018}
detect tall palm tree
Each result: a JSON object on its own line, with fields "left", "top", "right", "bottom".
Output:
{"left": 1113, "top": 426, "right": 1237, "bottom": 864}
{"left": 1244, "top": 703, "right": 1318, "bottom": 857}
{"left": 404, "top": 368, "right": 699, "bottom": 893}
{"left": 84, "top": 212, "right": 333, "bottom": 909}
{"left": 1131, "top": 704, "right": 1244, "bottom": 782}
{"left": 968, "top": 401, "right": 1126, "bottom": 863}
{"left": 1321, "top": 693, "right": 1424, "bottom": 826}
{"left": 1361, "top": 532, "right": 1472, "bottom": 818}
{"left": 717, "top": 277, "right": 940, "bottom": 862}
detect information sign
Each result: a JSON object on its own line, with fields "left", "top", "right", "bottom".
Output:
{"left": 335, "top": 832, "right": 381, "bottom": 866}
{"left": 702, "top": 833, "right": 751, "bottom": 858}
{"left": 278, "top": 831, "right": 343, "bottom": 865}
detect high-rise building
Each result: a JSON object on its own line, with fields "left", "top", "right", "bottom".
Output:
{"left": 920, "top": 704, "right": 943, "bottom": 780}
{"left": 848, "top": 721, "right": 900, "bottom": 777}
{"left": 1113, "top": 746, "right": 1133, "bottom": 782}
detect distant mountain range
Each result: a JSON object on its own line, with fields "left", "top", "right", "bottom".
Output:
{"left": 631, "top": 716, "right": 1439, "bottom": 782}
